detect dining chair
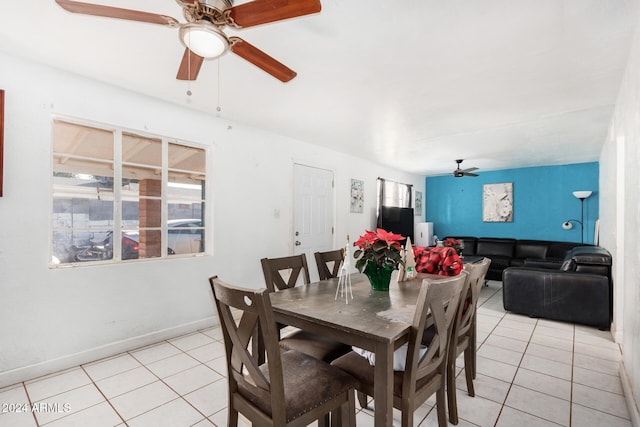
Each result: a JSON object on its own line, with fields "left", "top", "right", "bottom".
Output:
{"left": 209, "top": 276, "right": 358, "bottom": 427}
{"left": 315, "top": 249, "right": 345, "bottom": 280}
{"left": 261, "top": 254, "right": 351, "bottom": 362}
{"left": 331, "top": 272, "right": 468, "bottom": 427}
{"left": 445, "top": 257, "right": 491, "bottom": 424}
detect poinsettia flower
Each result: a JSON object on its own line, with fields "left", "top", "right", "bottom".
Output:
{"left": 353, "top": 228, "right": 405, "bottom": 272}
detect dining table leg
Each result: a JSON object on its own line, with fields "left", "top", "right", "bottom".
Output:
{"left": 374, "top": 341, "right": 395, "bottom": 427}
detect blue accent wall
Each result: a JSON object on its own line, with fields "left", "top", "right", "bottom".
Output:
{"left": 425, "top": 162, "right": 599, "bottom": 243}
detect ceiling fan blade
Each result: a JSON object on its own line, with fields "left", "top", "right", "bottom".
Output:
{"left": 461, "top": 167, "right": 479, "bottom": 173}
{"left": 225, "top": 0, "right": 321, "bottom": 29}
{"left": 55, "top": 0, "right": 179, "bottom": 26}
{"left": 464, "top": 172, "right": 479, "bottom": 177}
{"left": 229, "top": 37, "right": 296, "bottom": 82}
{"left": 176, "top": 48, "right": 205, "bottom": 81}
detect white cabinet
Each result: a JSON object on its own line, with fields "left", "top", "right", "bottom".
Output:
{"left": 415, "top": 222, "right": 434, "bottom": 246}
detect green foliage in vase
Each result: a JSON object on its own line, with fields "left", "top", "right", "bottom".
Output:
{"left": 353, "top": 228, "right": 405, "bottom": 272}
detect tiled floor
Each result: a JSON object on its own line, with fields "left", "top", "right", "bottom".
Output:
{"left": 0, "top": 281, "right": 631, "bottom": 426}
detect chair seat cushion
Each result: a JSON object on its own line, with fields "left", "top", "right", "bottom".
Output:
{"left": 238, "top": 350, "right": 358, "bottom": 423}
{"left": 332, "top": 351, "right": 438, "bottom": 397}
{"left": 279, "top": 330, "right": 351, "bottom": 362}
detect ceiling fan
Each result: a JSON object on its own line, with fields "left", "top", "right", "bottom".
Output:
{"left": 55, "top": 0, "right": 322, "bottom": 82}
{"left": 453, "top": 159, "right": 479, "bottom": 178}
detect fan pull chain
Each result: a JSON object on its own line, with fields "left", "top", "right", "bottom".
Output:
{"left": 216, "top": 59, "right": 221, "bottom": 113}
{"left": 186, "top": 32, "right": 192, "bottom": 97}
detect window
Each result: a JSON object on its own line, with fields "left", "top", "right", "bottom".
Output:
{"left": 51, "top": 119, "right": 207, "bottom": 266}
{"left": 377, "top": 178, "right": 413, "bottom": 209}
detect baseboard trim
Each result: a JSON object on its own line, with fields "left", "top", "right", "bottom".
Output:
{"left": 620, "top": 360, "right": 640, "bottom": 426}
{"left": 0, "top": 316, "right": 217, "bottom": 389}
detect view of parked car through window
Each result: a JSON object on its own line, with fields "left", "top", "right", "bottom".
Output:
{"left": 51, "top": 119, "right": 207, "bottom": 265}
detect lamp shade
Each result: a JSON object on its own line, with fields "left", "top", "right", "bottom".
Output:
{"left": 179, "top": 21, "right": 229, "bottom": 59}
{"left": 572, "top": 190, "right": 593, "bottom": 199}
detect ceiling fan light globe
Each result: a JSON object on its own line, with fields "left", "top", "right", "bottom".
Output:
{"left": 179, "top": 21, "right": 229, "bottom": 58}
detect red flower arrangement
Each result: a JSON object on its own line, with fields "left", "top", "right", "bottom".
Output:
{"left": 353, "top": 228, "right": 405, "bottom": 272}
{"left": 442, "top": 237, "right": 464, "bottom": 255}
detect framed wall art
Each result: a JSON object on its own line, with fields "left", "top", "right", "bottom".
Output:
{"left": 415, "top": 190, "right": 422, "bottom": 216}
{"left": 483, "top": 182, "right": 513, "bottom": 222}
{"left": 0, "top": 89, "right": 4, "bottom": 197}
{"left": 350, "top": 178, "right": 364, "bottom": 213}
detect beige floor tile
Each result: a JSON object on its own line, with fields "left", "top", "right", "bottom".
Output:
{"left": 519, "top": 353, "right": 572, "bottom": 381}
{"left": 495, "top": 406, "right": 562, "bottom": 427}
{"left": 44, "top": 402, "right": 123, "bottom": 427}
{"left": 572, "top": 403, "right": 632, "bottom": 427}
{"left": 95, "top": 366, "right": 157, "bottom": 399}
{"left": 130, "top": 342, "right": 182, "bottom": 365}
{"left": 183, "top": 379, "right": 228, "bottom": 418}
{"left": 512, "top": 368, "right": 571, "bottom": 401}
{"left": 525, "top": 342, "right": 573, "bottom": 365}
{"left": 477, "top": 343, "right": 524, "bottom": 366}
{"left": 572, "top": 383, "right": 631, "bottom": 419}
{"left": 505, "top": 384, "right": 570, "bottom": 425}
{"left": 25, "top": 368, "right": 92, "bottom": 402}
{"left": 0, "top": 411, "right": 38, "bottom": 427}
{"left": 455, "top": 372, "right": 511, "bottom": 404}
{"left": 163, "top": 364, "right": 222, "bottom": 396}
{"left": 186, "top": 341, "right": 226, "bottom": 363}
{"left": 573, "top": 352, "right": 620, "bottom": 376}
{"left": 573, "top": 365, "right": 624, "bottom": 395}
{"left": 145, "top": 353, "right": 201, "bottom": 379}
{"left": 82, "top": 353, "right": 142, "bottom": 381}
{"left": 127, "top": 398, "right": 204, "bottom": 427}
{"left": 529, "top": 333, "right": 574, "bottom": 352}
{"left": 475, "top": 356, "right": 518, "bottom": 383}
{"left": 483, "top": 333, "right": 529, "bottom": 353}
{"left": 169, "top": 332, "right": 215, "bottom": 352}
{"left": 574, "top": 341, "right": 622, "bottom": 362}
{"left": 109, "top": 381, "right": 178, "bottom": 420}
{"left": 32, "top": 384, "right": 104, "bottom": 425}
{"left": 492, "top": 325, "right": 533, "bottom": 342}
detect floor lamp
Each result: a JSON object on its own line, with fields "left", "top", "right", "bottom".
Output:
{"left": 562, "top": 191, "right": 592, "bottom": 243}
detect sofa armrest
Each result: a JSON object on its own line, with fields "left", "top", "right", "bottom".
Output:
{"left": 502, "top": 267, "right": 610, "bottom": 328}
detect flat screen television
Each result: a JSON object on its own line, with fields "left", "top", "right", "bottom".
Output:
{"left": 377, "top": 206, "right": 414, "bottom": 244}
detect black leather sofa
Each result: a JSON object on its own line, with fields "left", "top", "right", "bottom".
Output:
{"left": 446, "top": 236, "right": 582, "bottom": 281}
{"left": 502, "top": 246, "right": 612, "bottom": 328}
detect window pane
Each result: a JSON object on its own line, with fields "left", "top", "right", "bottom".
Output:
{"left": 123, "top": 133, "right": 162, "bottom": 166}
{"left": 53, "top": 120, "right": 114, "bottom": 161}
{"left": 168, "top": 143, "right": 205, "bottom": 172}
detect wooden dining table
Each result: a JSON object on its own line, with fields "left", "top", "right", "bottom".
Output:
{"left": 269, "top": 272, "right": 444, "bottom": 427}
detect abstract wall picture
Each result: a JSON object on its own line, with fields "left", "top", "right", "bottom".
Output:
{"left": 415, "top": 190, "right": 422, "bottom": 215}
{"left": 483, "top": 182, "right": 513, "bottom": 222}
{"left": 350, "top": 179, "right": 364, "bottom": 213}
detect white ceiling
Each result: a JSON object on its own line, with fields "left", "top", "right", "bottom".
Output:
{"left": 1, "top": 1, "right": 638, "bottom": 175}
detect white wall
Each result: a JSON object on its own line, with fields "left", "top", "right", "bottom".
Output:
{"left": 599, "top": 7, "right": 640, "bottom": 424}
{"left": 0, "top": 52, "right": 425, "bottom": 387}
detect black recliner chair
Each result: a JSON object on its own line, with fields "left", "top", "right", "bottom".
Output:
{"left": 502, "top": 246, "right": 612, "bottom": 329}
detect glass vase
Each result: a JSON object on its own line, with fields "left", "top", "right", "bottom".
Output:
{"left": 363, "top": 262, "right": 394, "bottom": 291}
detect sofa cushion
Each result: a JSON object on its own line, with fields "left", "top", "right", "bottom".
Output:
{"left": 476, "top": 238, "right": 516, "bottom": 258}
{"left": 546, "top": 242, "right": 580, "bottom": 260}
{"left": 515, "top": 240, "right": 549, "bottom": 260}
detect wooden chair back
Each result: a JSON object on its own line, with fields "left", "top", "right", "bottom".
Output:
{"left": 261, "top": 254, "right": 311, "bottom": 292}
{"left": 314, "top": 249, "right": 345, "bottom": 280}
{"left": 402, "top": 273, "right": 466, "bottom": 406}
{"left": 210, "top": 276, "right": 357, "bottom": 426}
{"left": 209, "top": 276, "right": 287, "bottom": 424}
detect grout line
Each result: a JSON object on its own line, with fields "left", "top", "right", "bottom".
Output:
{"left": 79, "top": 365, "right": 128, "bottom": 427}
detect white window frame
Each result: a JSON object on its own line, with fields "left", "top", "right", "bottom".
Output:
{"left": 50, "top": 116, "right": 209, "bottom": 267}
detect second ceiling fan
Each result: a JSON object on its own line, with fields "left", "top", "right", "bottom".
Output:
{"left": 453, "top": 159, "right": 479, "bottom": 178}
{"left": 55, "top": 0, "right": 322, "bottom": 82}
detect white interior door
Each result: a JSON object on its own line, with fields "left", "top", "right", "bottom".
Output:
{"left": 293, "top": 164, "right": 334, "bottom": 281}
